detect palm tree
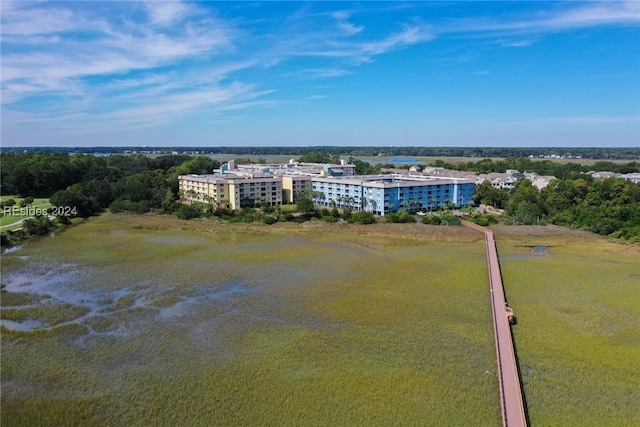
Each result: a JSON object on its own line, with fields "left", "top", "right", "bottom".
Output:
{"left": 369, "top": 198, "right": 377, "bottom": 214}
{"left": 203, "top": 194, "right": 218, "bottom": 213}
{"left": 185, "top": 189, "right": 197, "bottom": 203}
{"left": 347, "top": 196, "right": 355, "bottom": 210}
{"left": 430, "top": 197, "right": 438, "bottom": 211}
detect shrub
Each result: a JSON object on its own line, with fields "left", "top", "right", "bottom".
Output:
{"left": 262, "top": 215, "right": 278, "bottom": 225}
{"left": 421, "top": 213, "right": 461, "bottom": 226}
{"left": 348, "top": 211, "right": 376, "bottom": 224}
{"left": 175, "top": 203, "right": 202, "bottom": 220}
{"left": 22, "top": 214, "right": 54, "bottom": 235}
{"left": 387, "top": 209, "right": 415, "bottom": 223}
{"left": 440, "top": 213, "right": 461, "bottom": 226}
{"left": 474, "top": 218, "right": 490, "bottom": 227}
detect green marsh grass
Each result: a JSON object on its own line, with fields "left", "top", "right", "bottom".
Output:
{"left": 493, "top": 225, "right": 640, "bottom": 426}
{"left": 1, "top": 213, "right": 499, "bottom": 425}
{"left": 3, "top": 216, "right": 637, "bottom": 425}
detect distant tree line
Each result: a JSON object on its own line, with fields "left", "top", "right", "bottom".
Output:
{"left": 3, "top": 146, "right": 639, "bottom": 160}
{"left": 1, "top": 151, "right": 638, "bottom": 242}
{"left": 474, "top": 176, "right": 640, "bottom": 241}
{"left": 431, "top": 157, "right": 639, "bottom": 179}
{"left": 1, "top": 151, "right": 219, "bottom": 218}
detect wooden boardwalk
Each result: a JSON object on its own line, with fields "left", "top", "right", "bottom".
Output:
{"left": 463, "top": 221, "right": 528, "bottom": 427}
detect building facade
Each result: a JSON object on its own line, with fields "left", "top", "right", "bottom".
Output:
{"left": 311, "top": 175, "right": 475, "bottom": 215}
{"left": 179, "top": 165, "right": 476, "bottom": 215}
{"left": 178, "top": 174, "right": 282, "bottom": 210}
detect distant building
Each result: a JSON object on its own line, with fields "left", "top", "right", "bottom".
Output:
{"left": 522, "top": 173, "right": 556, "bottom": 190}
{"left": 590, "top": 171, "right": 621, "bottom": 180}
{"left": 179, "top": 163, "right": 476, "bottom": 215}
{"left": 476, "top": 173, "right": 518, "bottom": 190}
{"left": 222, "top": 159, "right": 356, "bottom": 177}
{"left": 620, "top": 172, "right": 640, "bottom": 184}
{"left": 475, "top": 170, "right": 555, "bottom": 191}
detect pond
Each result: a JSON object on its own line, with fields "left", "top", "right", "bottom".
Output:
{"left": 365, "top": 156, "right": 421, "bottom": 164}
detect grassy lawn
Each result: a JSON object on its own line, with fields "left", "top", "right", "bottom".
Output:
{"left": 0, "top": 196, "right": 52, "bottom": 231}
{"left": 280, "top": 203, "right": 298, "bottom": 213}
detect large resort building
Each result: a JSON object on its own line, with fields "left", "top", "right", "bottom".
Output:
{"left": 179, "top": 159, "right": 476, "bottom": 215}
{"left": 311, "top": 175, "right": 475, "bottom": 215}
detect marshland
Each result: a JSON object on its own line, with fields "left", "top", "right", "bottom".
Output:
{"left": 1, "top": 214, "right": 638, "bottom": 426}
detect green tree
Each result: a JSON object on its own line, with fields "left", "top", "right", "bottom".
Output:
{"left": 176, "top": 203, "right": 202, "bottom": 220}
{"left": 50, "top": 185, "right": 92, "bottom": 218}
{"left": 296, "top": 196, "right": 315, "bottom": 215}
{"left": 176, "top": 156, "right": 219, "bottom": 175}
{"left": 22, "top": 214, "right": 54, "bottom": 235}
{"left": 298, "top": 152, "right": 340, "bottom": 164}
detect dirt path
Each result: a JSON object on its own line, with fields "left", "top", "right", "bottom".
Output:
{"left": 462, "top": 221, "right": 527, "bottom": 427}
{"left": 0, "top": 219, "right": 25, "bottom": 230}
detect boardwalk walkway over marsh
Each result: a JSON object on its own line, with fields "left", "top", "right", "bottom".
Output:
{"left": 462, "top": 221, "right": 527, "bottom": 427}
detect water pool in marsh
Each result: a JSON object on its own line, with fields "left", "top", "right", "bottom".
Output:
{"left": 1, "top": 216, "right": 500, "bottom": 426}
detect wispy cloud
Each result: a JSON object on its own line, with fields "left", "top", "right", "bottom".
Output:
{"left": 144, "top": 0, "right": 193, "bottom": 27}
{"left": 360, "top": 24, "right": 433, "bottom": 56}
{"left": 1, "top": 0, "right": 244, "bottom": 130}
{"left": 540, "top": 1, "right": 640, "bottom": 30}
{"left": 333, "top": 11, "right": 364, "bottom": 35}
{"left": 496, "top": 38, "right": 535, "bottom": 48}
{"left": 438, "top": 0, "right": 640, "bottom": 40}
{"left": 2, "top": 1, "right": 638, "bottom": 144}
{"left": 305, "top": 68, "right": 352, "bottom": 78}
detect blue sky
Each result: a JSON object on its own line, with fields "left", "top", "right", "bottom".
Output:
{"left": 2, "top": 1, "right": 639, "bottom": 147}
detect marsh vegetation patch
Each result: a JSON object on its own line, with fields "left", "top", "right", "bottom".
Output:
{"left": 500, "top": 238, "right": 640, "bottom": 425}
{"left": 2, "top": 214, "right": 637, "bottom": 425}
{"left": 0, "top": 214, "right": 501, "bottom": 426}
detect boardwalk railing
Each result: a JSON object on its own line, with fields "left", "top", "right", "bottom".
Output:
{"left": 462, "top": 221, "right": 527, "bottom": 427}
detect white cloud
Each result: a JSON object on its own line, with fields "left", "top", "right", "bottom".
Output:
{"left": 333, "top": 11, "right": 363, "bottom": 35}
{"left": 306, "top": 68, "right": 352, "bottom": 78}
{"left": 361, "top": 24, "right": 433, "bottom": 56}
{"left": 145, "top": 0, "right": 193, "bottom": 26}
{"left": 1, "top": 3, "right": 90, "bottom": 36}
{"left": 441, "top": 0, "right": 640, "bottom": 39}
{"left": 1, "top": 1, "right": 235, "bottom": 108}
{"left": 542, "top": 1, "right": 640, "bottom": 29}
{"left": 496, "top": 38, "right": 534, "bottom": 48}
{"left": 3, "top": 1, "right": 638, "bottom": 143}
